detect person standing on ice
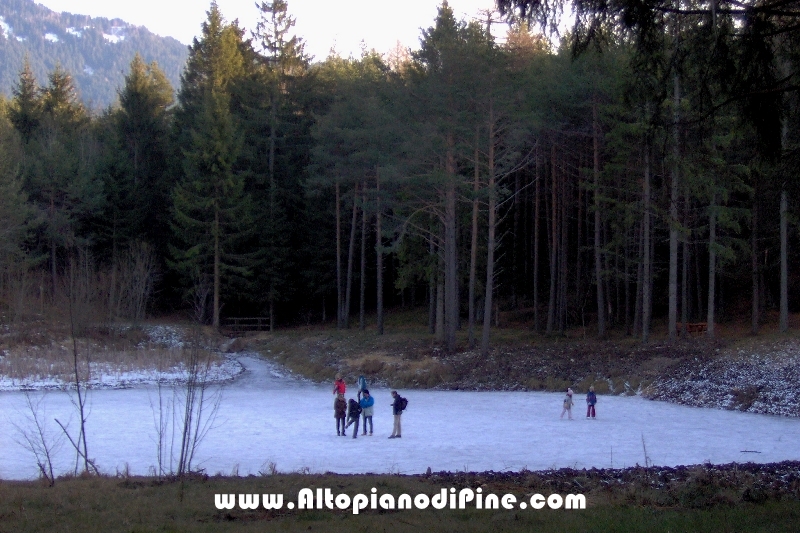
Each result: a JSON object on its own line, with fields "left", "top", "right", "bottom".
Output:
{"left": 357, "top": 374, "right": 368, "bottom": 400}
{"left": 345, "top": 398, "right": 362, "bottom": 438}
{"left": 334, "top": 392, "right": 347, "bottom": 436}
{"left": 586, "top": 386, "right": 597, "bottom": 419}
{"left": 560, "top": 388, "right": 574, "bottom": 420}
{"left": 359, "top": 389, "right": 374, "bottom": 435}
{"left": 333, "top": 374, "right": 346, "bottom": 395}
{"left": 389, "top": 390, "right": 406, "bottom": 438}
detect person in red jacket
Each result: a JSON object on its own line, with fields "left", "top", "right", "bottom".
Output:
{"left": 333, "top": 374, "right": 346, "bottom": 395}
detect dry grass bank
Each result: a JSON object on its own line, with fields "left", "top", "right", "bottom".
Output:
{"left": 2, "top": 462, "right": 799, "bottom": 532}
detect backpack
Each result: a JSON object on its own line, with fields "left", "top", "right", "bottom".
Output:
{"left": 348, "top": 399, "right": 362, "bottom": 418}
{"left": 399, "top": 397, "right": 408, "bottom": 411}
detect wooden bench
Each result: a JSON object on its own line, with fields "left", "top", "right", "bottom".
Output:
{"left": 222, "top": 317, "right": 271, "bottom": 334}
{"left": 676, "top": 322, "right": 708, "bottom": 334}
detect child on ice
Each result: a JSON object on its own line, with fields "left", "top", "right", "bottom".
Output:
{"left": 586, "top": 385, "right": 597, "bottom": 419}
{"left": 560, "top": 388, "right": 574, "bottom": 420}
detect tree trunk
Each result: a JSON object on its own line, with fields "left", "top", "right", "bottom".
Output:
{"left": 512, "top": 170, "right": 521, "bottom": 308}
{"left": 436, "top": 251, "right": 445, "bottom": 341}
{"left": 668, "top": 73, "right": 680, "bottom": 342}
{"left": 468, "top": 126, "right": 480, "bottom": 348}
{"left": 444, "top": 132, "right": 458, "bottom": 353}
{"left": 681, "top": 194, "right": 689, "bottom": 336}
{"left": 546, "top": 143, "right": 558, "bottom": 335}
{"left": 50, "top": 196, "right": 57, "bottom": 299}
{"left": 359, "top": 182, "right": 366, "bottom": 331}
{"left": 375, "top": 169, "right": 384, "bottom": 335}
{"left": 707, "top": 192, "right": 717, "bottom": 338}
{"left": 344, "top": 184, "right": 358, "bottom": 328}
{"left": 213, "top": 207, "right": 220, "bottom": 329}
{"left": 558, "top": 162, "right": 568, "bottom": 334}
{"left": 624, "top": 223, "right": 632, "bottom": 335}
{"left": 593, "top": 100, "right": 606, "bottom": 338}
{"left": 633, "top": 218, "right": 643, "bottom": 337}
{"left": 780, "top": 188, "right": 788, "bottom": 332}
{"left": 429, "top": 229, "right": 436, "bottom": 335}
{"left": 642, "top": 147, "right": 652, "bottom": 342}
{"left": 481, "top": 115, "right": 497, "bottom": 356}
{"left": 533, "top": 145, "right": 541, "bottom": 333}
{"left": 336, "top": 181, "right": 342, "bottom": 329}
{"left": 751, "top": 183, "right": 759, "bottom": 335}
{"left": 576, "top": 154, "right": 583, "bottom": 321}
{"left": 268, "top": 87, "right": 278, "bottom": 332}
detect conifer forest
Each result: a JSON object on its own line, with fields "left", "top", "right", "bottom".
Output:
{"left": 0, "top": 0, "right": 797, "bottom": 354}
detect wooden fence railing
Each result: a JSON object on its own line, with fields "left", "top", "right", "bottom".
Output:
{"left": 223, "top": 317, "right": 270, "bottom": 333}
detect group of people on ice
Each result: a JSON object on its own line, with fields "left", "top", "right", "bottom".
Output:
{"left": 560, "top": 386, "right": 597, "bottom": 420}
{"left": 333, "top": 374, "right": 407, "bottom": 439}
{"left": 334, "top": 374, "right": 597, "bottom": 436}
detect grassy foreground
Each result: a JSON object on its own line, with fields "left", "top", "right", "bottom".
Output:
{"left": 2, "top": 467, "right": 799, "bottom": 533}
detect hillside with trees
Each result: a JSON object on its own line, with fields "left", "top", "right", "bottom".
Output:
{"left": 0, "top": 0, "right": 186, "bottom": 108}
{"left": 0, "top": 0, "right": 796, "bottom": 352}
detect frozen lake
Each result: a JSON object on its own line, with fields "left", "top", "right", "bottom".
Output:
{"left": 2, "top": 354, "right": 798, "bottom": 480}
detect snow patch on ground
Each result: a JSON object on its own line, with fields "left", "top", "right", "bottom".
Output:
{"left": 646, "top": 338, "right": 800, "bottom": 417}
{"left": 44, "top": 33, "right": 59, "bottom": 42}
{"left": 0, "top": 325, "right": 244, "bottom": 392}
{"left": 135, "top": 324, "right": 187, "bottom": 349}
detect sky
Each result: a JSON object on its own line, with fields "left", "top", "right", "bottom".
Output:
{"left": 34, "top": 0, "right": 507, "bottom": 61}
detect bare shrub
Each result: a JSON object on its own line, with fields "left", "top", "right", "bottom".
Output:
{"left": 106, "top": 241, "right": 158, "bottom": 322}
{"left": 12, "top": 391, "right": 64, "bottom": 485}
{"left": 148, "top": 330, "right": 224, "bottom": 479}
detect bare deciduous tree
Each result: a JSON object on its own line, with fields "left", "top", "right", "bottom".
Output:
{"left": 12, "top": 391, "right": 64, "bottom": 485}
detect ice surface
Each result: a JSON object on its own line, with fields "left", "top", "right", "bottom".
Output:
{"left": 1, "top": 354, "right": 798, "bottom": 480}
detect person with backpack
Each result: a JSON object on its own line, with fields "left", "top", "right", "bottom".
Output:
{"left": 357, "top": 375, "right": 368, "bottom": 401}
{"left": 334, "top": 392, "right": 347, "bottom": 436}
{"left": 586, "top": 385, "right": 597, "bottom": 419}
{"left": 388, "top": 390, "right": 407, "bottom": 439}
{"left": 359, "top": 389, "right": 374, "bottom": 435}
{"left": 345, "top": 398, "right": 362, "bottom": 438}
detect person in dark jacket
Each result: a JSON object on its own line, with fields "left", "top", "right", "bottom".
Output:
{"left": 586, "top": 386, "right": 597, "bottom": 419}
{"left": 345, "top": 398, "right": 362, "bottom": 438}
{"left": 359, "top": 389, "right": 374, "bottom": 435}
{"left": 334, "top": 393, "right": 347, "bottom": 436}
{"left": 388, "top": 390, "right": 405, "bottom": 438}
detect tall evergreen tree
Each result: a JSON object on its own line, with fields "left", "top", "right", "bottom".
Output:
{"left": 8, "top": 59, "right": 41, "bottom": 144}
{"left": 171, "top": 2, "right": 254, "bottom": 327}
{"left": 248, "top": 0, "right": 311, "bottom": 328}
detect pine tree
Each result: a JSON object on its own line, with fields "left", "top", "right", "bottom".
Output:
{"left": 107, "top": 54, "right": 174, "bottom": 248}
{"left": 170, "top": 90, "right": 252, "bottom": 328}
{"left": 248, "top": 0, "right": 310, "bottom": 328}
{"left": 170, "top": 2, "right": 254, "bottom": 327}
{"left": 8, "top": 58, "right": 41, "bottom": 144}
